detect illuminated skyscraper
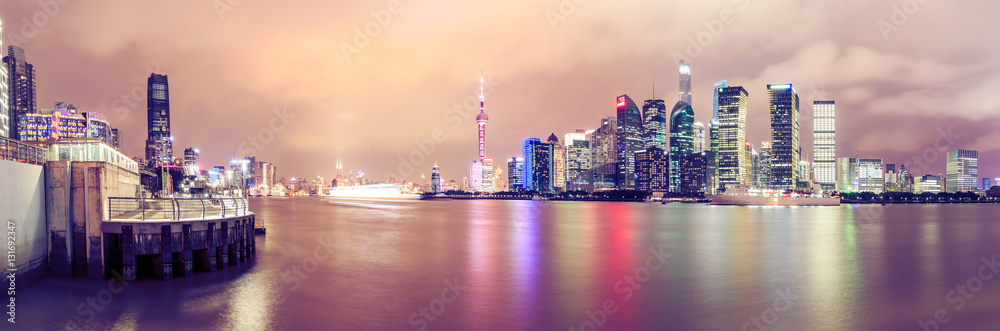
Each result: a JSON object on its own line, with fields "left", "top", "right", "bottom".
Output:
{"left": 642, "top": 99, "right": 667, "bottom": 151}
{"left": 768, "top": 84, "right": 800, "bottom": 188}
{"left": 507, "top": 157, "right": 524, "bottom": 191}
{"left": 678, "top": 61, "right": 692, "bottom": 104}
{"left": 693, "top": 121, "right": 705, "bottom": 152}
{"left": 946, "top": 149, "right": 978, "bottom": 193}
{"left": 145, "top": 73, "right": 173, "bottom": 166}
{"left": 523, "top": 138, "right": 553, "bottom": 192}
{"left": 858, "top": 158, "right": 884, "bottom": 194}
{"left": 717, "top": 86, "right": 749, "bottom": 186}
{"left": 183, "top": 148, "right": 200, "bottom": 167}
{"left": 547, "top": 134, "right": 565, "bottom": 192}
{"left": 813, "top": 101, "right": 836, "bottom": 191}
{"left": 712, "top": 80, "right": 726, "bottom": 122}
{"left": 3, "top": 45, "right": 36, "bottom": 140}
{"left": 482, "top": 158, "right": 494, "bottom": 193}
{"left": 431, "top": 163, "right": 441, "bottom": 193}
{"left": 565, "top": 130, "right": 591, "bottom": 188}
{"left": 669, "top": 101, "right": 695, "bottom": 192}
{"left": 616, "top": 95, "right": 642, "bottom": 190}
{"left": 756, "top": 141, "right": 772, "bottom": 187}
{"left": 635, "top": 147, "right": 668, "bottom": 193}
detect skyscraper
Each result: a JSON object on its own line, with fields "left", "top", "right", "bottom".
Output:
{"left": 712, "top": 80, "right": 726, "bottom": 122}
{"left": 767, "top": 84, "right": 800, "bottom": 188}
{"left": 681, "top": 151, "right": 710, "bottom": 194}
{"left": 522, "top": 138, "right": 553, "bottom": 192}
{"left": 717, "top": 86, "right": 750, "bottom": 186}
{"left": 0, "top": 21, "right": 8, "bottom": 138}
{"left": 757, "top": 141, "right": 773, "bottom": 187}
{"left": 692, "top": 121, "right": 705, "bottom": 152}
{"left": 145, "top": 73, "right": 173, "bottom": 166}
{"left": 813, "top": 101, "right": 836, "bottom": 191}
{"left": 431, "top": 163, "right": 441, "bottom": 193}
{"left": 3, "top": 45, "right": 36, "bottom": 141}
{"left": 836, "top": 157, "right": 858, "bottom": 193}
{"left": 946, "top": 149, "right": 978, "bottom": 193}
{"left": 678, "top": 61, "right": 692, "bottom": 104}
{"left": 565, "top": 130, "right": 591, "bottom": 187}
{"left": 708, "top": 120, "right": 720, "bottom": 193}
{"left": 547, "top": 134, "right": 565, "bottom": 192}
{"left": 668, "top": 101, "right": 695, "bottom": 192}
{"left": 482, "top": 158, "right": 494, "bottom": 193}
{"left": 857, "top": 158, "right": 884, "bottom": 194}
{"left": 616, "top": 95, "right": 642, "bottom": 190}
{"left": 642, "top": 99, "right": 667, "bottom": 151}
{"left": 183, "top": 148, "right": 200, "bottom": 167}
{"left": 634, "top": 147, "right": 668, "bottom": 193}
{"left": 507, "top": 157, "right": 524, "bottom": 191}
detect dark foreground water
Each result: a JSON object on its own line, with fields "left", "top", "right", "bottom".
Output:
{"left": 17, "top": 198, "right": 1000, "bottom": 330}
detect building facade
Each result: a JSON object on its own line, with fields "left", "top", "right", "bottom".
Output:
{"left": 946, "top": 149, "right": 978, "bottom": 193}
{"left": 642, "top": 99, "right": 667, "bottom": 151}
{"left": 3, "top": 45, "right": 37, "bottom": 140}
{"left": 767, "top": 84, "right": 800, "bottom": 188}
{"left": 857, "top": 158, "right": 884, "bottom": 194}
{"left": 615, "top": 95, "right": 642, "bottom": 190}
{"left": 634, "top": 147, "right": 669, "bottom": 193}
{"left": 507, "top": 157, "right": 524, "bottom": 191}
{"left": 547, "top": 134, "right": 565, "bottom": 192}
{"left": 522, "top": 138, "right": 553, "bottom": 193}
{"left": 565, "top": 131, "right": 591, "bottom": 189}
{"left": 717, "top": 86, "right": 750, "bottom": 187}
{"left": 145, "top": 73, "right": 173, "bottom": 166}
{"left": 669, "top": 101, "right": 695, "bottom": 192}
{"left": 813, "top": 101, "right": 836, "bottom": 191}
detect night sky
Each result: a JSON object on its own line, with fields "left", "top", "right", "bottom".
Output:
{"left": 1, "top": 1, "right": 997, "bottom": 183}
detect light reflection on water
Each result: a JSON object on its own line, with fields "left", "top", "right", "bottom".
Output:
{"left": 17, "top": 198, "right": 1000, "bottom": 330}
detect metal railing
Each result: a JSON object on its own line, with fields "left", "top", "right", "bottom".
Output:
{"left": 108, "top": 197, "right": 250, "bottom": 221}
{"left": 0, "top": 136, "right": 47, "bottom": 165}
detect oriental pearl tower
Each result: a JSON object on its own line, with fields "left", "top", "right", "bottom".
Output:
{"left": 476, "top": 71, "right": 488, "bottom": 162}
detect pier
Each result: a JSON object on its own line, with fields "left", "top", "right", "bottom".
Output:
{"left": 103, "top": 198, "right": 256, "bottom": 280}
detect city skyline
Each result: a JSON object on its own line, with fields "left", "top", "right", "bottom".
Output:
{"left": 1, "top": 2, "right": 999, "bottom": 182}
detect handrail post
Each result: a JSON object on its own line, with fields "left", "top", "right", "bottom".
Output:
{"left": 142, "top": 198, "right": 146, "bottom": 221}
{"left": 201, "top": 199, "right": 206, "bottom": 219}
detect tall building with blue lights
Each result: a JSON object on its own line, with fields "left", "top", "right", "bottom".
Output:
{"left": 669, "top": 101, "right": 694, "bottom": 192}
{"left": 522, "top": 138, "right": 553, "bottom": 192}
{"left": 615, "top": 95, "right": 642, "bottom": 190}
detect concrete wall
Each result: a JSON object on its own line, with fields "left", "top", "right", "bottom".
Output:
{"left": 46, "top": 161, "right": 140, "bottom": 279}
{"left": 0, "top": 160, "right": 48, "bottom": 287}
